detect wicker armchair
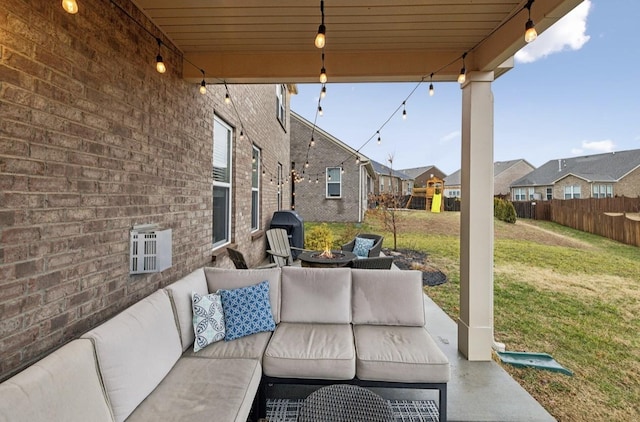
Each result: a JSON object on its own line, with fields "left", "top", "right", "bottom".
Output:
{"left": 349, "top": 256, "right": 394, "bottom": 270}
{"left": 341, "top": 234, "right": 383, "bottom": 258}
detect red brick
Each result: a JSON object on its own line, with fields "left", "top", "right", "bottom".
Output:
{"left": 1, "top": 227, "right": 40, "bottom": 244}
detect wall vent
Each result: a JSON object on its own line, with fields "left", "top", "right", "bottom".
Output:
{"left": 130, "top": 225, "right": 172, "bottom": 274}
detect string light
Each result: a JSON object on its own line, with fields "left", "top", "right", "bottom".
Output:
{"left": 239, "top": 129, "right": 244, "bottom": 141}
{"left": 318, "top": 105, "right": 323, "bottom": 116}
{"left": 155, "top": 38, "right": 166, "bottom": 73}
{"left": 524, "top": 0, "right": 538, "bottom": 43}
{"left": 319, "top": 53, "right": 327, "bottom": 83}
{"left": 377, "top": 131, "right": 381, "bottom": 145}
{"left": 320, "top": 85, "right": 327, "bottom": 99}
{"left": 458, "top": 52, "right": 467, "bottom": 84}
{"left": 224, "top": 91, "right": 231, "bottom": 104}
{"left": 310, "top": 136, "right": 315, "bottom": 147}
{"left": 429, "top": 73, "right": 435, "bottom": 97}
{"left": 305, "top": 160, "right": 309, "bottom": 168}
{"left": 314, "top": 0, "right": 326, "bottom": 48}
{"left": 62, "top": 0, "right": 78, "bottom": 14}
{"left": 402, "top": 102, "right": 407, "bottom": 120}
{"left": 199, "top": 69, "right": 207, "bottom": 94}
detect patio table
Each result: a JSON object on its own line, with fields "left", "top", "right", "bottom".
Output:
{"left": 297, "top": 384, "right": 394, "bottom": 422}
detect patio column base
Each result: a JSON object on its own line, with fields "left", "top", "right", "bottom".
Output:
{"left": 457, "top": 320, "right": 493, "bottom": 361}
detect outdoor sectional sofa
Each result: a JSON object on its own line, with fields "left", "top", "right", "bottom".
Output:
{"left": 0, "top": 266, "right": 450, "bottom": 422}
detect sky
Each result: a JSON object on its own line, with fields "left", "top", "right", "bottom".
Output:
{"left": 290, "top": 0, "right": 640, "bottom": 175}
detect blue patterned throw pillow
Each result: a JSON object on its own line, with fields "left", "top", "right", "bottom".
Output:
{"left": 219, "top": 280, "right": 276, "bottom": 341}
{"left": 191, "top": 292, "right": 225, "bottom": 352}
{"left": 353, "top": 237, "right": 375, "bottom": 258}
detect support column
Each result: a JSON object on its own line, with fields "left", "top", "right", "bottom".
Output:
{"left": 458, "top": 71, "right": 495, "bottom": 361}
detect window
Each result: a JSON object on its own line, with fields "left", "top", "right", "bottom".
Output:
{"left": 514, "top": 188, "right": 526, "bottom": 201}
{"left": 592, "top": 184, "right": 613, "bottom": 198}
{"left": 546, "top": 187, "right": 553, "bottom": 200}
{"left": 564, "top": 185, "right": 581, "bottom": 199}
{"left": 251, "top": 146, "right": 260, "bottom": 231}
{"left": 276, "top": 84, "right": 286, "bottom": 126}
{"left": 212, "top": 117, "right": 232, "bottom": 248}
{"left": 528, "top": 188, "right": 535, "bottom": 200}
{"left": 326, "top": 167, "right": 341, "bottom": 198}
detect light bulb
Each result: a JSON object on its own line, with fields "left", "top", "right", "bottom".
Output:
{"left": 320, "top": 85, "right": 326, "bottom": 99}
{"left": 239, "top": 130, "right": 244, "bottom": 141}
{"left": 457, "top": 67, "right": 466, "bottom": 84}
{"left": 319, "top": 67, "right": 327, "bottom": 84}
{"left": 429, "top": 83, "right": 434, "bottom": 97}
{"left": 341, "top": 168, "right": 344, "bottom": 174}
{"left": 525, "top": 20, "right": 537, "bottom": 43}
{"left": 314, "top": 25, "right": 326, "bottom": 48}
{"left": 310, "top": 137, "right": 315, "bottom": 147}
{"left": 199, "top": 80, "right": 207, "bottom": 94}
{"left": 377, "top": 132, "right": 381, "bottom": 145}
{"left": 224, "top": 92, "right": 231, "bottom": 104}
{"left": 318, "top": 106, "right": 323, "bottom": 116}
{"left": 156, "top": 55, "right": 166, "bottom": 73}
{"left": 402, "top": 109, "right": 407, "bottom": 120}
{"left": 305, "top": 161, "right": 309, "bottom": 168}
{"left": 62, "top": 0, "right": 78, "bottom": 14}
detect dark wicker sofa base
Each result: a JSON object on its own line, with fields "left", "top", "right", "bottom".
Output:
{"left": 257, "top": 376, "right": 447, "bottom": 422}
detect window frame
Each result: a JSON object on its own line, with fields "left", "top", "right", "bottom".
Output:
{"left": 212, "top": 116, "right": 233, "bottom": 249}
{"left": 251, "top": 145, "right": 260, "bottom": 232}
{"left": 326, "top": 167, "right": 342, "bottom": 198}
{"left": 276, "top": 84, "right": 286, "bottom": 127}
{"left": 564, "top": 185, "right": 581, "bottom": 199}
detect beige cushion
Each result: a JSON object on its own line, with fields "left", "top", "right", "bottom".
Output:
{"left": 354, "top": 325, "right": 450, "bottom": 383}
{"left": 183, "top": 331, "right": 272, "bottom": 360}
{"left": 82, "top": 290, "right": 182, "bottom": 422}
{"left": 126, "top": 357, "right": 261, "bottom": 422}
{"left": 280, "top": 267, "right": 351, "bottom": 323}
{"left": 263, "top": 322, "right": 355, "bottom": 380}
{"left": 165, "top": 268, "right": 209, "bottom": 351}
{"left": 204, "top": 267, "right": 281, "bottom": 323}
{"left": 352, "top": 269, "right": 425, "bottom": 326}
{"left": 0, "top": 339, "right": 114, "bottom": 422}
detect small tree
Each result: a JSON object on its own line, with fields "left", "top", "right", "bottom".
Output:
{"left": 370, "top": 154, "right": 403, "bottom": 250}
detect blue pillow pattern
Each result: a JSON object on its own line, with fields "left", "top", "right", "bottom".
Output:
{"left": 219, "top": 280, "right": 276, "bottom": 341}
{"left": 353, "top": 237, "right": 375, "bottom": 257}
{"left": 191, "top": 292, "right": 225, "bottom": 352}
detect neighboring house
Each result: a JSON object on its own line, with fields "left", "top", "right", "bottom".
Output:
{"left": 444, "top": 159, "right": 535, "bottom": 198}
{"left": 399, "top": 165, "right": 447, "bottom": 191}
{"left": 371, "top": 160, "right": 413, "bottom": 196}
{"left": 510, "top": 149, "right": 640, "bottom": 201}
{"left": 289, "top": 112, "right": 375, "bottom": 222}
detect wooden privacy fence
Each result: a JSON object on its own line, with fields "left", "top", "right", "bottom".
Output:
{"left": 513, "top": 197, "right": 640, "bottom": 247}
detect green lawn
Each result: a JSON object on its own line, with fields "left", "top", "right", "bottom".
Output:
{"left": 307, "top": 211, "right": 640, "bottom": 421}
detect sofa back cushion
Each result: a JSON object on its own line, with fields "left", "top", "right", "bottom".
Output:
{"left": 204, "top": 267, "right": 281, "bottom": 323}
{"left": 0, "top": 339, "right": 114, "bottom": 422}
{"left": 82, "top": 290, "right": 182, "bottom": 422}
{"left": 281, "top": 267, "right": 351, "bottom": 323}
{"left": 352, "top": 269, "right": 425, "bottom": 326}
{"left": 164, "top": 268, "right": 209, "bottom": 351}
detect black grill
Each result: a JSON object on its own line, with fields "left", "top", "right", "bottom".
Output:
{"left": 269, "top": 211, "right": 305, "bottom": 259}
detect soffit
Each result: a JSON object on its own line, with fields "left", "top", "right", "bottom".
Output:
{"left": 132, "top": 0, "right": 584, "bottom": 83}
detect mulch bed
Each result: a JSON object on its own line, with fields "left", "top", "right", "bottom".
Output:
{"left": 382, "top": 248, "right": 448, "bottom": 287}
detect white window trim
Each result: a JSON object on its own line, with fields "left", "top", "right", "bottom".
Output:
{"left": 212, "top": 116, "right": 233, "bottom": 249}
{"left": 276, "top": 84, "right": 286, "bottom": 127}
{"left": 251, "top": 145, "right": 260, "bottom": 232}
{"left": 326, "top": 167, "right": 342, "bottom": 198}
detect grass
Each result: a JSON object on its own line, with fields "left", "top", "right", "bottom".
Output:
{"left": 308, "top": 210, "right": 640, "bottom": 421}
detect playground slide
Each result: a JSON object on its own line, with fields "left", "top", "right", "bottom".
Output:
{"left": 431, "top": 193, "right": 442, "bottom": 213}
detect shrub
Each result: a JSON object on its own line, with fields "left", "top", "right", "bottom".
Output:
{"left": 305, "top": 223, "right": 335, "bottom": 250}
{"left": 494, "top": 197, "right": 517, "bottom": 223}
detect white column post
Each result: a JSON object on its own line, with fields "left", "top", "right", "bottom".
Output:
{"left": 458, "top": 71, "right": 495, "bottom": 361}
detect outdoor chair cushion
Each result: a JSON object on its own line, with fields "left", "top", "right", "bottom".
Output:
{"left": 352, "top": 269, "right": 425, "bottom": 326}
{"left": 0, "top": 339, "right": 114, "bottom": 422}
{"left": 280, "top": 267, "right": 352, "bottom": 323}
{"left": 353, "top": 325, "right": 450, "bottom": 383}
{"left": 204, "top": 267, "right": 281, "bottom": 324}
{"left": 353, "top": 237, "right": 375, "bottom": 257}
{"left": 263, "top": 322, "right": 356, "bottom": 380}
{"left": 82, "top": 290, "right": 182, "bottom": 422}
{"left": 182, "top": 331, "right": 272, "bottom": 360}
{"left": 126, "top": 357, "right": 261, "bottom": 422}
{"left": 165, "top": 268, "right": 210, "bottom": 352}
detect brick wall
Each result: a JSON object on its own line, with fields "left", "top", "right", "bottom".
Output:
{"left": 290, "top": 115, "right": 363, "bottom": 222}
{"left": 0, "top": 0, "right": 289, "bottom": 381}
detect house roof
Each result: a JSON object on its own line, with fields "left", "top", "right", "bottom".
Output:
{"left": 445, "top": 159, "right": 532, "bottom": 186}
{"left": 290, "top": 111, "right": 376, "bottom": 179}
{"left": 370, "top": 160, "right": 412, "bottom": 180}
{"left": 132, "top": 0, "right": 583, "bottom": 83}
{"left": 511, "top": 149, "right": 640, "bottom": 187}
{"left": 397, "top": 165, "right": 440, "bottom": 179}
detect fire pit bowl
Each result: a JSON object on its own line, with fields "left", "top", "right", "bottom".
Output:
{"left": 298, "top": 250, "right": 357, "bottom": 268}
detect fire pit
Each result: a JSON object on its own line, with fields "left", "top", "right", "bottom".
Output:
{"left": 298, "top": 250, "right": 357, "bottom": 268}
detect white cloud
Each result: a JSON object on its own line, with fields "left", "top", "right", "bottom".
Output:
{"left": 515, "top": 0, "right": 591, "bottom": 63}
{"left": 440, "top": 130, "right": 460, "bottom": 143}
{"left": 571, "top": 139, "right": 615, "bottom": 155}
